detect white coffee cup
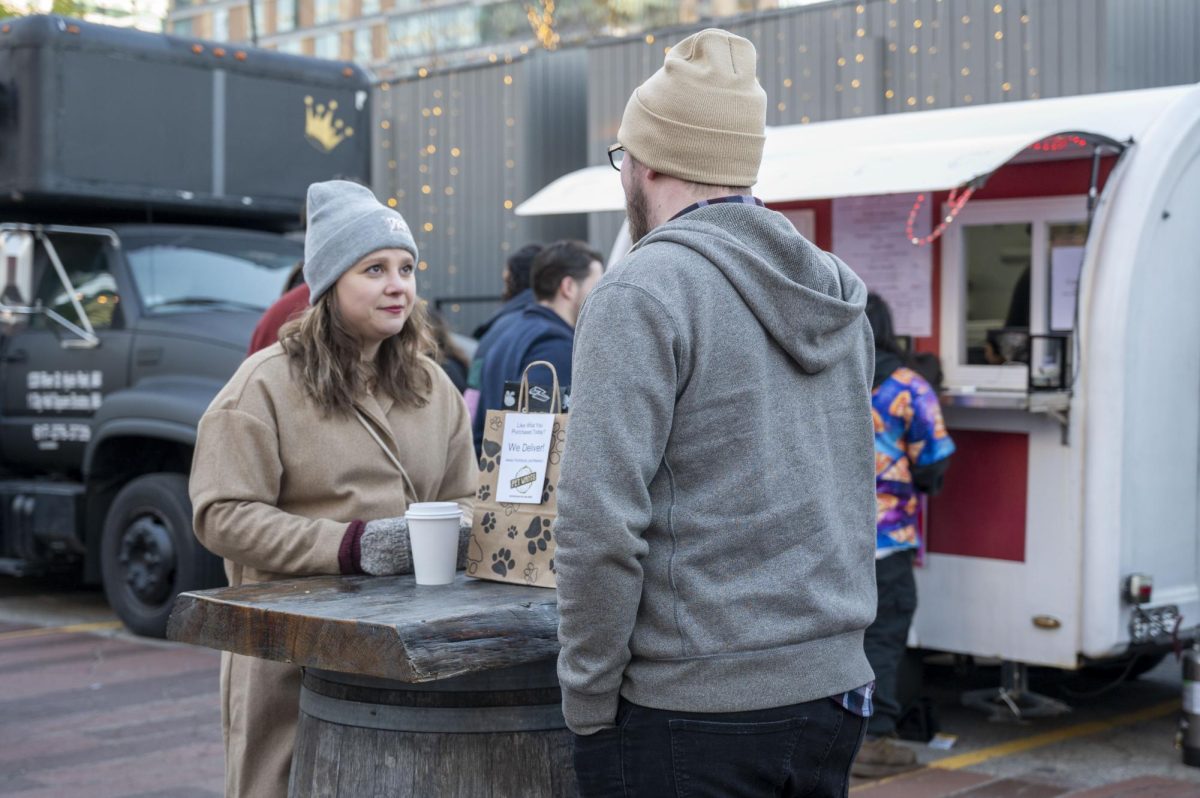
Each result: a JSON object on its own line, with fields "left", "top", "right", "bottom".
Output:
{"left": 405, "top": 502, "right": 462, "bottom": 586}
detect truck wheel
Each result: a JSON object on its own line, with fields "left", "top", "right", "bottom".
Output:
{"left": 101, "top": 473, "right": 223, "bottom": 638}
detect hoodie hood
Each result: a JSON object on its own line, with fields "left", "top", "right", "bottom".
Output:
{"left": 635, "top": 206, "right": 868, "bottom": 374}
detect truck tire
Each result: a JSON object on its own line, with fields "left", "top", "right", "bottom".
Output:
{"left": 101, "top": 473, "right": 224, "bottom": 638}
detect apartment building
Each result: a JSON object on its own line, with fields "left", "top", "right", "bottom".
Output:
{"left": 164, "top": 0, "right": 799, "bottom": 76}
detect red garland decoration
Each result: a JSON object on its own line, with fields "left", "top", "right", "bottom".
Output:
{"left": 905, "top": 185, "right": 976, "bottom": 246}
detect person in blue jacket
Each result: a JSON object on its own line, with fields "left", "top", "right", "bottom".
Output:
{"left": 474, "top": 240, "right": 603, "bottom": 446}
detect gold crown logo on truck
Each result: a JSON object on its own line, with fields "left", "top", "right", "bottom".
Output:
{"left": 304, "top": 96, "right": 354, "bottom": 153}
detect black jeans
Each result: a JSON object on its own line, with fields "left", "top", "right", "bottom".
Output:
{"left": 862, "top": 550, "right": 918, "bottom": 736}
{"left": 573, "top": 696, "right": 867, "bottom": 798}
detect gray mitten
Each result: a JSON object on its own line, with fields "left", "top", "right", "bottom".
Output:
{"left": 360, "top": 516, "right": 472, "bottom": 576}
{"left": 360, "top": 517, "right": 411, "bottom": 576}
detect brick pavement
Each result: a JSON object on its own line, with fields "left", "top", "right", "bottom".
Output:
{"left": 3, "top": 619, "right": 1199, "bottom": 797}
{"left": 0, "top": 622, "right": 223, "bottom": 798}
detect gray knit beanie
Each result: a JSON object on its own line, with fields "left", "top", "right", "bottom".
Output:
{"left": 303, "top": 180, "right": 419, "bottom": 304}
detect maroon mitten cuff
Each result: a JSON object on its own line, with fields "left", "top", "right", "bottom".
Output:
{"left": 338, "top": 519, "right": 366, "bottom": 575}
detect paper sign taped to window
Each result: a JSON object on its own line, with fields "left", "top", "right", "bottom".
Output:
{"left": 495, "top": 412, "right": 554, "bottom": 504}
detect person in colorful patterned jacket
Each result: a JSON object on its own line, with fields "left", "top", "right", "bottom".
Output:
{"left": 853, "top": 293, "right": 956, "bottom": 779}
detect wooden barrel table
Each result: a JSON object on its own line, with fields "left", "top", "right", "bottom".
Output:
{"left": 292, "top": 661, "right": 574, "bottom": 796}
{"left": 167, "top": 574, "right": 577, "bottom": 797}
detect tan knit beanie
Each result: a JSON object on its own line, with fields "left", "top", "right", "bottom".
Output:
{"left": 617, "top": 28, "right": 767, "bottom": 187}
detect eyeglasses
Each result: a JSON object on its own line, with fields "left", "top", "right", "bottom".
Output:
{"left": 607, "top": 143, "right": 625, "bottom": 171}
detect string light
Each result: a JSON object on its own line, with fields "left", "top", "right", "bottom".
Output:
{"left": 1030, "top": 135, "right": 1089, "bottom": 153}
{"left": 906, "top": 186, "right": 976, "bottom": 246}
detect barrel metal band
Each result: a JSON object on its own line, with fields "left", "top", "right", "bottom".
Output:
{"left": 299, "top": 685, "right": 567, "bottom": 734}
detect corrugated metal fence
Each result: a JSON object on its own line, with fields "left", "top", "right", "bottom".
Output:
{"left": 374, "top": 0, "right": 1200, "bottom": 332}
{"left": 372, "top": 51, "right": 588, "bottom": 334}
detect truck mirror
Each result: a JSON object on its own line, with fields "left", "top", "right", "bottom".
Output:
{"left": 1, "top": 231, "right": 35, "bottom": 311}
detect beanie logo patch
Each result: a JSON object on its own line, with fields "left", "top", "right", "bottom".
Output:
{"left": 385, "top": 217, "right": 410, "bottom": 234}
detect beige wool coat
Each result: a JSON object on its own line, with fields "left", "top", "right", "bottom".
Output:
{"left": 189, "top": 343, "right": 477, "bottom": 798}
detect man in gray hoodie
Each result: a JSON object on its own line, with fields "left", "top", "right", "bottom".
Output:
{"left": 554, "top": 28, "right": 879, "bottom": 798}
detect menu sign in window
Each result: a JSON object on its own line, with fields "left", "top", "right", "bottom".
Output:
{"left": 833, "top": 193, "right": 933, "bottom": 338}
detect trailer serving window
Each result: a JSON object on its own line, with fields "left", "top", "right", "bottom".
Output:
{"left": 941, "top": 195, "right": 1088, "bottom": 392}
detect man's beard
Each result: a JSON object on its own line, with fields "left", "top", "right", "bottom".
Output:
{"left": 625, "top": 179, "right": 651, "bottom": 244}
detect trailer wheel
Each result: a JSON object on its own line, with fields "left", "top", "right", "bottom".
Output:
{"left": 100, "top": 473, "right": 224, "bottom": 638}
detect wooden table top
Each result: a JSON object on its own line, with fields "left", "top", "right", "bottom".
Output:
{"left": 166, "top": 574, "right": 559, "bottom": 682}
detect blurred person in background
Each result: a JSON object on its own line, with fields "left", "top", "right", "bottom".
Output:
{"left": 464, "top": 243, "right": 543, "bottom": 429}
{"left": 852, "top": 292, "right": 955, "bottom": 779}
{"left": 474, "top": 240, "right": 602, "bottom": 448}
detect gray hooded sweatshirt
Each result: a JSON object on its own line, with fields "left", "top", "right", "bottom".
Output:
{"left": 554, "top": 201, "right": 878, "bottom": 735}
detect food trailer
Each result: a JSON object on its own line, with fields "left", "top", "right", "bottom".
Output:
{"left": 517, "top": 84, "right": 1200, "bottom": 693}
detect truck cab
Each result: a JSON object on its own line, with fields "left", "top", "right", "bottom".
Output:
{"left": 0, "top": 223, "right": 302, "bottom": 635}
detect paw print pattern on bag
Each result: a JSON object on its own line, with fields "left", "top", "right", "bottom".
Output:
{"left": 478, "top": 439, "right": 502, "bottom": 473}
{"left": 491, "top": 548, "right": 516, "bottom": 577}
{"left": 548, "top": 421, "right": 567, "bottom": 466}
{"left": 523, "top": 562, "right": 539, "bottom": 584}
{"left": 524, "top": 516, "right": 553, "bottom": 556}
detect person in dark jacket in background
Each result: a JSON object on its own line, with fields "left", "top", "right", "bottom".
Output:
{"left": 464, "top": 243, "right": 543, "bottom": 421}
{"left": 852, "top": 293, "right": 955, "bottom": 779}
{"left": 470, "top": 243, "right": 542, "bottom": 339}
{"left": 473, "top": 240, "right": 602, "bottom": 450}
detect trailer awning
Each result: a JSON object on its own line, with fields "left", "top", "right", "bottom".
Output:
{"left": 516, "top": 84, "right": 1196, "bottom": 216}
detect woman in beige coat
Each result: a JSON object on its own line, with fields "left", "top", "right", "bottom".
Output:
{"left": 189, "top": 180, "right": 476, "bottom": 798}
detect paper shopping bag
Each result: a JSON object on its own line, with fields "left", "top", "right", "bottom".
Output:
{"left": 466, "top": 361, "right": 567, "bottom": 588}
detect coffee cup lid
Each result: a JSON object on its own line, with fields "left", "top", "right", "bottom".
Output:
{"left": 405, "top": 501, "right": 462, "bottom": 521}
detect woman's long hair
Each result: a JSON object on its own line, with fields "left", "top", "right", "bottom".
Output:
{"left": 279, "top": 289, "right": 436, "bottom": 415}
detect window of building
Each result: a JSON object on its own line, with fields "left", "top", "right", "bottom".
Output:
{"left": 314, "top": 31, "right": 340, "bottom": 59}
{"left": 275, "top": 38, "right": 303, "bottom": 54}
{"left": 313, "top": 0, "right": 339, "bottom": 25}
{"left": 172, "top": 17, "right": 194, "bottom": 36}
{"left": 389, "top": 7, "right": 480, "bottom": 59}
{"left": 940, "top": 196, "right": 1088, "bottom": 391}
{"left": 276, "top": 0, "right": 296, "bottom": 33}
{"left": 360, "top": 0, "right": 379, "bottom": 16}
{"left": 212, "top": 7, "right": 228, "bottom": 39}
{"left": 354, "top": 27, "right": 373, "bottom": 61}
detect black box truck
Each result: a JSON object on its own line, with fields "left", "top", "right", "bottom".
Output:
{"left": 0, "top": 15, "right": 371, "bottom": 636}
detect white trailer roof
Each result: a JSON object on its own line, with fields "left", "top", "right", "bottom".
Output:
{"left": 516, "top": 84, "right": 1197, "bottom": 216}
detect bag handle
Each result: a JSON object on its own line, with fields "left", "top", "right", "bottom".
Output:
{"left": 517, "top": 360, "right": 561, "bottom": 414}
{"left": 353, "top": 407, "right": 419, "bottom": 502}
